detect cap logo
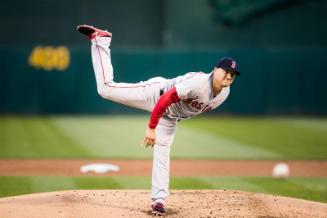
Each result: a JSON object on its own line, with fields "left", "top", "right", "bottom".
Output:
{"left": 231, "top": 61, "right": 236, "bottom": 69}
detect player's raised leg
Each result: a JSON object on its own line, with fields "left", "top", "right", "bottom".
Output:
{"left": 77, "top": 25, "right": 164, "bottom": 111}
{"left": 151, "top": 117, "right": 177, "bottom": 215}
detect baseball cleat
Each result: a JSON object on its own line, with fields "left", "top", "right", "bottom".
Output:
{"left": 151, "top": 202, "right": 165, "bottom": 216}
{"left": 77, "top": 24, "right": 112, "bottom": 40}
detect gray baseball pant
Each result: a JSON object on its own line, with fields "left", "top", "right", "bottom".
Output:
{"left": 90, "top": 36, "right": 177, "bottom": 206}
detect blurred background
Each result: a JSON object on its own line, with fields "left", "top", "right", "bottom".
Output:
{"left": 0, "top": 0, "right": 327, "bottom": 203}
{"left": 1, "top": 0, "right": 327, "bottom": 114}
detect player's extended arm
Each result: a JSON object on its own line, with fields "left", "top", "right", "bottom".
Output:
{"left": 143, "top": 87, "right": 180, "bottom": 147}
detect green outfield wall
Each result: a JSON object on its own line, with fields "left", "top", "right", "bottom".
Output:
{"left": 1, "top": 46, "right": 326, "bottom": 114}
{"left": 1, "top": 0, "right": 326, "bottom": 114}
{"left": 1, "top": 0, "right": 326, "bottom": 48}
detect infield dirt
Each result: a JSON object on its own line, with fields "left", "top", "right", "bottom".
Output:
{"left": 0, "top": 160, "right": 326, "bottom": 177}
{"left": 0, "top": 190, "right": 326, "bottom": 218}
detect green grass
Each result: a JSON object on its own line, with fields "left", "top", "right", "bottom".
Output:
{"left": 182, "top": 117, "right": 327, "bottom": 159}
{"left": 1, "top": 116, "right": 326, "bottom": 204}
{"left": 1, "top": 115, "right": 327, "bottom": 159}
{"left": 0, "top": 176, "right": 326, "bottom": 203}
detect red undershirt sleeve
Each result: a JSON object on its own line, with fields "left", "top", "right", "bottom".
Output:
{"left": 148, "top": 87, "right": 181, "bottom": 129}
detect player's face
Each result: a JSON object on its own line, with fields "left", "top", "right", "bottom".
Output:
{"left": 214, "top": 68, "right": 235, "bottom": 88}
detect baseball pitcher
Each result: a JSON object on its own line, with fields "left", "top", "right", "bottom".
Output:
{"left": 77, "top": 25, "right": 240, "bottom": 216}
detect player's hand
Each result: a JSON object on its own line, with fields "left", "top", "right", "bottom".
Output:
{"left": 142, "top": 127, "right": 156, "bottom": 147}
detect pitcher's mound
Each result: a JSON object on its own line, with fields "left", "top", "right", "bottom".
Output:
{"left": 0, "top": 190, "right": 326, "bottom": 217}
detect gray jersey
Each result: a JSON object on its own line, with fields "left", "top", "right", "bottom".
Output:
{"left": 163, "top": 72, "right": 230, "bottom": 120}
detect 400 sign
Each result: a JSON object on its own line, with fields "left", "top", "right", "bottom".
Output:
{"left": 28, "top": 46, "right": 70, "bottom": 71}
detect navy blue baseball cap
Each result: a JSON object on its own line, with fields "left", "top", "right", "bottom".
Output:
{"left": 215, "top": 57, "right": 241, "bottom": 75}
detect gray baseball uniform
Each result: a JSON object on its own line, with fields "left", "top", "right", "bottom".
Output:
{"left": 164, "top": 72, "right": 230, "bottom": 119}
{"left": 90, "top": 36, "right": 230, "bottom": 206}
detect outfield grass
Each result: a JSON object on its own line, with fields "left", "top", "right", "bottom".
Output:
{"left": 1, "top": 116, "right": 326, "bottom": 204}
{"left": 0, "top": 176, "right": 326, "bottom": 203}
{"left": 1, "top": 116, "right": 326, "bottom": 159}
{"left": 182, "top": 117, "right": 327, "bottom": 159}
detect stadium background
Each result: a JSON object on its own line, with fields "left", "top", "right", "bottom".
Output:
{"left": 1, "top": 0, "right": 327, "bottom": 204}
{"left": 1, "top": 0, "right": 327, "bottom": 114}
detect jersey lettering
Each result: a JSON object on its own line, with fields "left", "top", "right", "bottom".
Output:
{"left": 202, "top": 105, "right": 212, "bottom": 113}
{"left": 191, "top": 101, "right": 198, "bottom": 108}
{"left": 184, "top": 99, "right": 205, "bottom": 110}
{"left": 184, "top": 98, "right": 193, "bottom": 104}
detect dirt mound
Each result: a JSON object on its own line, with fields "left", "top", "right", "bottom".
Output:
{"left": 0, "top": 190, "right": 326, "bottom": 218}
